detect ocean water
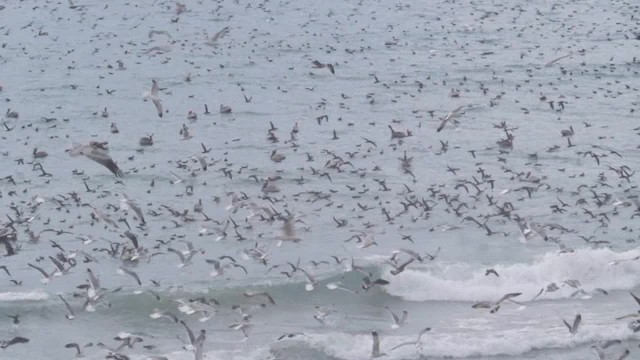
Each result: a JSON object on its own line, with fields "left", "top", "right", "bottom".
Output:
{"left": 1, "top": 0, "right": 640, "bottom": 359}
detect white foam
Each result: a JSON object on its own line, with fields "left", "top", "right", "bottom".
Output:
{"left": 0, "top": 289, "right": 50, "bottom": 301}
{"left": 384, "top": 247, "right": 640, "bottom": 302}
{"left": 131, "top": 347, "right": 273, "bottom": 360}
{"left": 306, "top": 323, "right": 640, "bottom": 359}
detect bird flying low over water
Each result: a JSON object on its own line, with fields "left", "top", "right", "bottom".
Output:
{"left": 67, "top": 141, "right": 125, "bottom": 177}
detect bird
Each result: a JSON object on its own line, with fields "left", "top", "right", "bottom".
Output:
{"left": 383, "top": 305, "right": 407, "bottom": 329}
{"left": 562, "top": 313, "right": 581, "bottom": 335}
{"left": 243, "top": 291, "right": 276, "bottom": 305}
{"left": 28, "top": 263, "right": 53, "bottom": 284}
{"left": 0, "top": 336, "right": 29, "bottom": 349}
{"left": 437, "top": 105, "right": 465, "bottom": 132}
{"left": 58, "top": 294, "right": 76, "bottom": 320}
{"left": 117, "top": 267, "right": 142, "bottom": 286}
{"left": 66, "top": 142, "right": 124, "bottom": 177}
{"left": 64, "top": 342, "right": 94, "bottom": 358}
{"left": 143, "top": 80, "right": 163, "bottom": 118}
{"left": 371, "top": 331, "right": 387, "bottom": 358}
{"left": 388, "top": 327, "right": 431, "bottom": 351}
{"left": 139, "top": 134, "right": 153, "bottom": 146}
{"left": 270, "top": 149, "right": 286, "bottom": 162}
{"left": 118, "top": 193, "right": 146, "bottom": 225}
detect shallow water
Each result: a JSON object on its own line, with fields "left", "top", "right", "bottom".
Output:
{"left": 1, "top": 0, "right": 640, "bottom": 359}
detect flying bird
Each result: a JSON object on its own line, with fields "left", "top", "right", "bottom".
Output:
{"left": 67, "top": 142, "right": 124, "bottom": 177}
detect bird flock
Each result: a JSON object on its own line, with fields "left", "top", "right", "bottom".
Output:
{"left": 2, "top": 0, "right": 640, "bottom": 359}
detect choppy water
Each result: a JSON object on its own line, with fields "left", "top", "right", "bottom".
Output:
{"left": 1, "top": 0, "right": 640, "bottom": 359}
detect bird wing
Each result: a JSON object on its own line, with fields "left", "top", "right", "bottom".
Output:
{"left": 58, "top": 295, "right": 75, "bottom": 316}
{"left": 118, "top": 267, "right": 142, "bottom": 286}
{"left": 497, "top": 292, "right": 522, "bottom": 304}
{"left": 49, "top": 256, "right": 66, "bottom": 272}
{"left": 416, "top": 327, "right": 431, "bottom": 343}
{"left": 384, "top": 306, "right": 400, "bottom": 324}
{"left": 572, "top": 313, "right": 581, "bottom": 333}
{"left": 180, "top": 320, "right": 196, "bottom": 344}
{"left": 28, "top": 263, "right": 49, "bottom": 278}
{"left": 87, "top": 268, "right": 100, "bottom": 290}
{"left": 152, "top": 97, "right": 163, "bottom": 118}
{"left": 168, "top": 248, "right": 186, "bottom": 263}
{"left": 83, "top": 146, "right": 124, "bottom": 177}
{"left": 631, "top": 292, "right": 640, "bottom": 307}
{"left": 151, "top": 80, "right": 159, "bottom": 96}
{"left": 128, "top": 201, "right": 146, "bottom": 224}
{"left": 436, "top": 117, "right": 449, "bottom": 132}
{"left": 371, "top": 331, "right": 382, "bottom": 357}
{"left": 399, "top": 311, "right": 408, "bottom": 325}
{"left": 207, "top": 26, "right": 229, "bottom": 45}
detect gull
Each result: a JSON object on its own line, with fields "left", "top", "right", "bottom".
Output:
{"left": 270, "top": 149, "right": 286, "bottom": 163}
{"left": 299, "top": 268, "right": 318, "bottom": 291}
{"left": 143, "top": 80, "right": 163, "bottom": 118}
{"left": 86, "top": 268, "right": 101, "bottom": 300}
{"left": 436, "top": 105, "right": 465, "bottom": 132}
{"left": 245, "top": 202, "right": 274, "bottom": 221}
{"left": 169, "top": 170, "right": 184, "bottom": 184}
{"left": 0, "top": 336, "right": 29, "bottom": 349}
{"left": 67, "top": 142, "right": 124, "bottom": 177}
{"left": 545, "top": 52, "right": 574, "bottom": 67}
{"left": 313, "top": 305, "right": 337, "bottom": 325}
{"left": 49, "top": 256, "right": 70, "bottom": 276}
{"left": 383, "top": 305, "right": 407, "bottom": 329}
{"left": 58, "top": 294, "right": 76, "bottom": 320}
{"left": 205, "top": 26, "right": 230, "bottom": 46}
{"left": 65, "top": 342, "right": 93, "bottom": 358}
{"left": 514, "top": 218, "right": 548, "bottom": 242}
{"left": 117, "top": 267, "right": 142, "bottom": 286}
{"left": 219, "top": 104, "right": 232, "bottom": 114}
{"left": 326, "top": 281, "right": 359, "bottom": 294}
{"left": 243, "top": 291, "right": 276, "bottom": 305}
{"left": 118, "top": 193, "right": 146, "bottom": 225}
{"left": 206, "top": 259, "right": 224, "bottom": 277}
{"left": 180, "top": 320, "right": 206, "bottom": 360}
{"left": 176, "top": 299, "right": 217, "bottom": 322}
{"left": 0, "top": 266, "right": 10, "bottom": 277}
{"left": 591, "top": 345, "right": 630, "bottom": 360}
{"left": 389, "top": 327, "right": 431, "bottom": 352}
{"left": 139, "top": 134, "right": 153, "bottom": 146}
{"left": 276, "top": 215, "right": 302, "bottom": 246}
{"left": 562, "top": 313, "right": 581, "bottom": 335}
{"left": 168, "top": 248, "right": 195, "bottom": 268}
{"left": 149, "top": 309, "right": 178, "bottom": 323}
{"left": 387, "top": 258, "right": 415, "bottom": 275}
{"left": 28, "top": 263, "right": 53, "bottom": 284}
{"left": 277, "top": 333, "right": 309, "bottom": 341}
{"left": 191, "top": 155, "right": 207, "bottom": 171}
{"left": 615, "top": 292, "right": 640, "bottom": 320}
{"left": 229, "top": 321, "right": 251, "bottom": 338}
{"left": 361, "top": 277, "right": 390, "bottom": 292}
{"left": 86, "top": 205, "right": 119, "bottom": 229}
{"left": 371, "top": 331, "right": 387, "bottom": 358}
{"left": 472, "top": 292, "right": 523, "bottom": 313}
{"left": 5, "top": 108, "right": 19, "bottom": 119}
{"left": 33, "top": 148, "right": 48, "bottom": 159}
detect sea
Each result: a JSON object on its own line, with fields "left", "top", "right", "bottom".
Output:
{"left": 1, "top": 0, "right": 640, "bottom": 359}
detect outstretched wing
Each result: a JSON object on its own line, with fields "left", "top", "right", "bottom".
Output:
{"left": 84, "top": 146, "right": 124, "bottom": 177}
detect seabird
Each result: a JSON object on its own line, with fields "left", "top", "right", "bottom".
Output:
{"left": 371, "top": 331, "right": 387, "bottom": 358}
{"left": 562, "top": 313, "right": 581, "bottom": 335}
{"left": 383, "top": 305, "right": 407, "bottom": 329}
{"left": 67, "top": 142, "right": 124, "bottom": 177}
{"left": 143, "top": 80, "right": 163, "bottom": 118}
{"left": 437, "top": 105, "right": 465, "bottom": 132}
